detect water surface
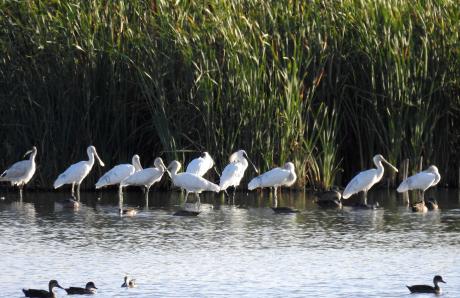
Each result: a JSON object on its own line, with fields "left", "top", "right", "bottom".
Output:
{"left": 1, "top": 189, "right": 460, "bottom": 297}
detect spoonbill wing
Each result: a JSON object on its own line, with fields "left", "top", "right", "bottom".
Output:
{"left": 96, "top": 164, "right": 135, "bottom": 188}
{"left": 54, "top": 161, "right": 90, "bottom": 188}
{"left": 186, "top": 157, "right": 213, "bottom": 177}
{"left": 175, "top": 173, "right": 220, "bottom": 192}
{"left": 1, "top": 160, "right": 29, "bottom": 180}
{"left": 342, "top": 169, "right": 378, "bottom": 199}
{"left": 219, "top": 162, "right": 246, "bottom": 190}
{"left": 248, "top": 167, "right": 290, "bottom": 190}
{"left": 121, "top": 168, "right": 164, "bottom": 187}
{"left": 397, "top": 172, "right": 436, "bottom": 192}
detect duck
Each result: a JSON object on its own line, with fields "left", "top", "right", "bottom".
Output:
{"left": 121, "top": 275, "right": 136, "bottom": 288}
{"left": 119, "top": 208, "right": 138, "bottom": 216}
{"left": 61, "top": 197, "right": 80, "bottom": 209}
{"left": 411, "top": 200, "right": 428, "bottom": 213}
{"left": 22, "top": 280, "right": 63, "bottom": 298}
{"left": 314, "top": 189, "right": 342, "bottom": 208}
{"left": 425, "top": 198, "right": 439, "bottom": 210}
{"left": 407, "top": 275, "right": 446, "bottom": 294}
{"left": 65, "top": 282, "right": 97, "bottom": 295}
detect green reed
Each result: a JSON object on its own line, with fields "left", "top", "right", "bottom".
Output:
{"left": 0, "top": 0, "right": 459, "bottom": 190}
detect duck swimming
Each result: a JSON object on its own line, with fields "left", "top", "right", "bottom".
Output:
{"left": 314, "top": 190, "right": 342, "bottom": 209}
{"left": 425, "top": 198, "right": 439, "bottom": 210}
{"left": 119, "top": 208, "right": 137, "bottom": 216}
{"left": 61, "top": 197, "right": 80, "bottom": 209}
{"left": 121, "top": 275, "right": 136, "bottom": 288}
{"left": 411, "top": 201, "right": 428, "bottom": 213}
{"left": 65, "top": 282, "right": 97, "bottom": 295}
{"left": 22, "top": 280, "right": 63, "bottom": 298}
{"left": 407, "top": 275, "right": 446, "bottom": 294}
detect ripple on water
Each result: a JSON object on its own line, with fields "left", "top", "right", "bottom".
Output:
{"left": 0, "top": 190, "right": 460, "bottom": 297}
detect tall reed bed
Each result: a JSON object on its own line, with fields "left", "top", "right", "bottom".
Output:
{"left": 0, "top": 0, "right": 459, "bottom": 189}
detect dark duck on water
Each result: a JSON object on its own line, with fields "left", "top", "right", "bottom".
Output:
{"left": 407, "top": 275, "right": 446, "bottom": 294}
{"left": 22, "top": 280, "right": 63, "bottom": 298}
{"left": 65, "top": 281, "right": 97, "bottom": 295}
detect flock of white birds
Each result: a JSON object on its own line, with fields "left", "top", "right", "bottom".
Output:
{"left": 0, "top": 146, "right": 441, "bottom": 208}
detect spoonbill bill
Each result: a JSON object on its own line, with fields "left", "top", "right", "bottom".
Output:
{"left": 247, "top": 162, "right": 297, "bottom": 199}
{"left": 0, "top": 146, "right": 37, "bottom": 194}
{"left": 54, "top": 145, "right": 105, "bottom": 195}
{"left": 342, "top": 154, "right": 398, "bottom": 206}
{"left": 168, "top": 160, "right": 220, "bottom": 206}
{"left": 186, "top": 152, "right": 214, "bottom": 177}
{"left": 397, "top": 165, "right": 440, "bottom": 212}
{"left": 219, "top": 150, "right": 259, "bottom": 197}
{"left": 95, "top": 154, "right": 142, "bottom": 195}
{"left": 120, "top": 157, "right": 167, "bottom": 194}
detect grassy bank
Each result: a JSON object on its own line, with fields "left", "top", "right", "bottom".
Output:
{"left": 0, "top": 0, "right": 459, "bottom": 190}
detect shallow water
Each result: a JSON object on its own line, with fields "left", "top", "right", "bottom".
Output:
{"left": 1, "top": 188, "right": 460, "bottom": 297}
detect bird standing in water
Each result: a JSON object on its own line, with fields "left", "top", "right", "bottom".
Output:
{"left": 0, "top": 146, "right": 37, "bottom": 197}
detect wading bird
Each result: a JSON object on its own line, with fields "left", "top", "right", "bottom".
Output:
{"left": 120, "top": 157, "right": 167, "bottom": 196}
{"left": 247, "top": 162, "right": 297, "bottom": 199}
{"left": 342, "top": 154, "right": 398, "bottom": 206}
{"left": 96, "top": 154, "right": 142, "bottom": 196}
{"left": 168, "top": 160, "right": 220, "bottom": 207}
{"left": 397, "top": 165, "right": 441, "bottom": 212}
{"left": 0, "top": 146, "right": 37, "bottom": 195}
{"left": 186, "top": 152, "right": 214, "bottom": 177}
{"left": 219, "top": 150, "right": 258, "bottom": 198}
{"left": 22, "top": 280, "right": 63, "bottom": 298}
{"left": 54, "top": 146, "right": 105, "bottom": 196}
{"left": 407, "top": 275, "right": 446, "bottom": 294}
{"left": 65, "top": 281, "right": 97, "bottom": 295}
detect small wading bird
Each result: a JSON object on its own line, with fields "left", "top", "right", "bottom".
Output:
{"left": 0, "top": 146, "right": 37, "bottom": 196}
{"left": 54, "top": 146, "right": 105, "bottom": 196}
{"left": 407, "top": 275, "right": 446, "bottom": 294}
{"left": 121, "top": 275, "right": 136, "bottom": 288}
{"left": 168, "top": 160, "right": 220, "bottom": 209}
{"left": 397, "top": 165, "right": 441, "bottom": 213}
{"left": 95, "top": 154, "right": 142, "bottom": 196}
{"left": 186, "top": 151, "right": 214, "bottom": 177}
{"left": 342, "top": 154, "right": 398, "bottom": 207}
{"left": 65, "top": 281, "right": 97, "bottom": 295}
{"left": 120, "top": 157, "right": 167, "bottom": 197}
{"left": 219, "top": 150, "right": 258, "bottom": 199}
{"left": 22, "top": 280, "right": 63, "bottom": 298}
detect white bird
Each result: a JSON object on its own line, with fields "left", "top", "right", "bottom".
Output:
{"left": 186, "top": 152, "right": 214, "bottom": 177}
{"left": 342, "top": 154, "right": 398, "bottom": 205}
{"left": 0, "top": 146, "right": 37, "bottom": 193}
{"left": 120, "top": 157, "right": 167, "bottom": 194}
{"left": 168, "top": 160, "right": 220, "bottom": 206}
{"left": 397, "top": 165, "right": 441, "bottom": 200}
{"left": 248, "top": 162, "right": 297, "bottom": 199}
{"left": 219, "top": 149, "right": 259, "bottom": 194}
{"left": 95, "top": 154, "right": 142, "bottom": 195}
{"left": 54, "top": 145, "right": 105, "bottom": 195}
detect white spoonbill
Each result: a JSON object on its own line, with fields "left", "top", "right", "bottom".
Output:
{"left": 397, "top": 165, "right": 440, "bottom": 212}
{"left": 120, "top": 157, "right": 167, "bottom": 194}
{"left": 95, "top": 154, "right": 142, "bottom": 195}
{"left": 219, "top": 150, "right": 258, "bottom": 194}
{"left": 168, "top": 160, "right": 220, "bottom": 205}
{"left": 247, "top": 162, "right": 297, "bottom": 199}
{"left": 54, "top": 145, "right": 105, "bottom": 195}
{"left": 0, "top": 146, "right": 37, "bottom": 193}
{"left": 342, "top": 154, "right": 398, "bottom": 205}
{"left": 186, "top": 152, "right": 214, "bottom": 177}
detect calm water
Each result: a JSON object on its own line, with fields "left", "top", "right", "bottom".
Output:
{"left": 1, "top": 189, "right": 460, "bottom": 297}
